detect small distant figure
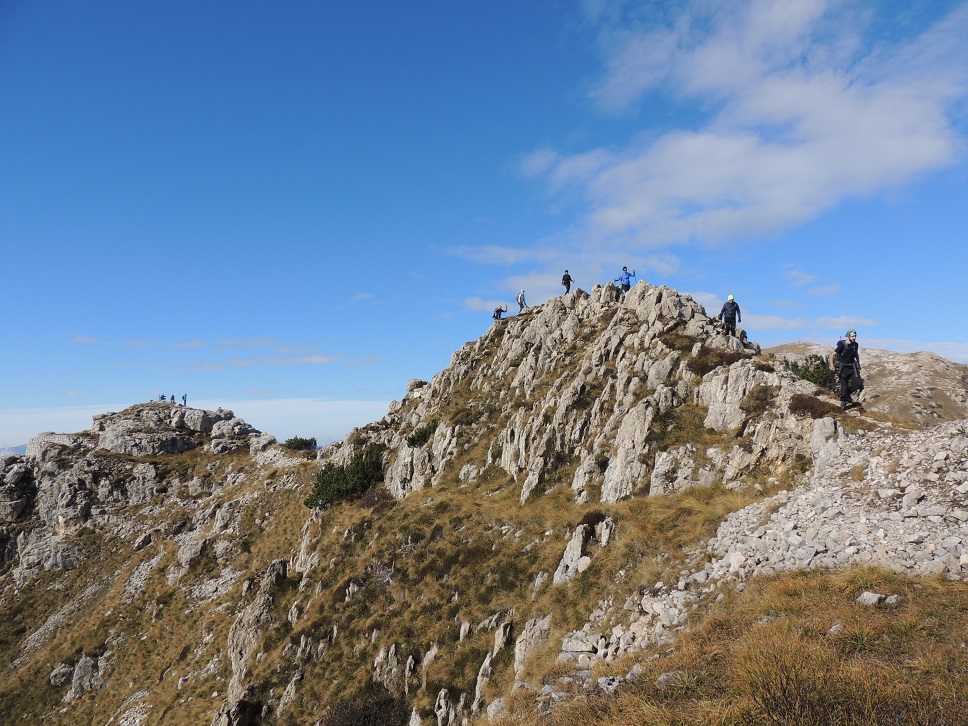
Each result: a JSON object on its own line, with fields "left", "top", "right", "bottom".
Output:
{"left": 561, "top": 270, "right": 573, "bottom": 294}
{"left": 158, "top": 394, "right": 166, "bottom": 402}
{"left": 615, "top": 266, "right": 635, "bottom": 298}
{"left": 516, "top": 290, "right": 528, "bottom": 313}
{"left": 170, "top": 394, "right": 175, "bottom": 403}
{"left": 492, "top": 305, "right": 508, "bottom": 321}
{"left": 830, "top": 329, "right": 864, "bottom": 411}
{"left": 719, "top": 294, "right": 742, "bottom": 337}
{"left": 182, "top": 393, "right": 187, "bottom": 406}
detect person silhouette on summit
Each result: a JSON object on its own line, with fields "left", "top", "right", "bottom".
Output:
{"left": 719, "top": 295, "right": 742, "bottom": 337}
{"left": 561, "top": 270, "right": 574, "bottom": 294}
{"left": 829, "top": 329, "right": 864, "bottom": 411}
{"left": 615, "top": 266, "right": 635, "bottom": 299}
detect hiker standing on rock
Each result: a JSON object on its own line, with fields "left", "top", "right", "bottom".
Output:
{"left": 615, "top": 266, "right": 635, "bottom": 298}
{"left": 719, "top": 295, "right": 742, "bottom": 337}
{"left": 829, "top": 329, "right": 864, "bottom": 411}
{"left": 561, "top": 270, "right": 573, "bottom": 294}
{"left": 492, "top": 305, "right": 508, "bottom": 321}
{"left": 516, "top": 290, "right": 528, "bottom": 313}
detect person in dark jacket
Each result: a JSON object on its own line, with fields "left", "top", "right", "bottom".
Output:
{"left": 561, "top": 270, "right": 573, "bottom": 294}
{"left": 829, "top": 329, "right": 864, "bottom": 410}
{"left": 492, "top": 305, "right": 508, "bottom": 320}
{"left": 719, "top": 295, "right": 741, "bottom": 336}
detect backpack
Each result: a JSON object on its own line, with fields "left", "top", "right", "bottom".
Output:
{"left": 515, "top": 293, "right": 521, "bottom": 304}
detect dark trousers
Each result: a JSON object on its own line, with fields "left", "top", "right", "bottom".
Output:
{"left": 838, "top": 365, "right": 864, "bottom": 402}
{"left": 723, "top": 318, "right": 736, "bottom": 336}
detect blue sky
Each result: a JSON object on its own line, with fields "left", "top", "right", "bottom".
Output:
{"left": 2, "top": 0, "right": 967, "bottom": 448}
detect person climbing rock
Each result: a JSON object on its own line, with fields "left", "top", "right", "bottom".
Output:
{"left": 516, "top": 290, "right": 528, "bottom": 313}
{"left": 492, "top": 305, "right": 508, "bottom": 320}
{"left": 719, "top": 295, "right": 742, "bottom": 337}
{"left": 829, "top": 329, "right": 864, "bottom": 410}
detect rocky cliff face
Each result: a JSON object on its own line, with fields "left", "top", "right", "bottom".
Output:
{"left": 2, "top": 280, "right": 967, "bottom": 726}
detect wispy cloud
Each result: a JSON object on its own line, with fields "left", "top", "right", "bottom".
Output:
{"left": 447, "top": 245, "right": 559, "bottom": 265}
{"left": 173, "top": 340, "right": 206, "bottom": 349}
{"left": 807, "top": 284, "right": 839, "bottom": 296}
{"left": 784, "top": 268, "right": 817, "bottom": 286}
{"left": 72, "top": 335, "right": 108, "bottom": 345}
{"left": 226, "top": 354, "right": 340, "bottom": 367}
{"left": 352, "top": 292, "right": 374, "bottom": 301}
{"left": 746, "top": 313, "right": 878, "bottom": 331}
{"left": 527, "top": 1, "right": 968, "bottom": 248}
{"left": 216, "top": 338, "right": 278, "bottom": 350}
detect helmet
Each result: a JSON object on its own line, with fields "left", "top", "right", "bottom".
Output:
{"left": 846, "top": 329, "right": 857, "bottom": 338}
{"left": 727, "top": 294, "right": 734, "bottom": 301}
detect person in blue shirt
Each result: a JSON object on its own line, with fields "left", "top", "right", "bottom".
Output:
{"left": 615, "top": 266, "right": 635, "bottom": 298}
{"left": 516, "top": 290, "right": 528, "bottom": 313}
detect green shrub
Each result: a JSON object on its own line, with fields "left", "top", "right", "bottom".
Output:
{"left": 784, "top": 354, "right": 836, "bottom": 391}
{"left": 305, "top": 445, "right": 385, "bottom": 509}
{"left": 406, "top": 420, "right": 439, "bottom": 447}
{"left": 283, "top": 436, "right": 317, "bottom": 451}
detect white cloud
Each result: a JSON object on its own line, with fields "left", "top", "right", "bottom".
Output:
{"left": 464, "top": 297, "right": 510, "bottom": 313}
{"left": 532, "top": 0, "right": 968, "bottom": 248}
{"left": 224, "top": 354, "right": 340, "bottom": 367}
{"left": 784, "top": 268, "right": 816, "bottom": 286}
{"left": 807, "top": 284, "right": 839, "bottom": 296}
{"left": 745, "top": 312, "right": 878, "bottom": 331}
{"left": 72, "top": 335, "right": 108, "bottom": 345}
{"left": 447, "top": 245, "right": 558, "bottom": 266}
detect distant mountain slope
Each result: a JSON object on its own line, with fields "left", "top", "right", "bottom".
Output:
{"left": 766, "top": 342, "right": 968, "bottom": 426}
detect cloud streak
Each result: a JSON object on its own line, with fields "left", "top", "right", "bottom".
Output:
{"left": 526, "top": 0, "right": 968, "bottom": 249}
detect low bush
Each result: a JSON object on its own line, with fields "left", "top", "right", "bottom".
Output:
{"left": 305, "top": 445, "right": 385, "bottom": 508}
{"left": 283, "top": 436, "right": 317, "bottom": 451}
{"left": 740, "top": 385, "right": 778, "bottom": 416}
{"left": 784, "top": 353, "right": 836, "bottom": 391}
{"left": 320, "top": 684, "right": 407, "bottom": 726}
{"left": 789, "top": 393, "right": 841, "bottom": 419}
{"left": 691, "top": 347, "right": 750, "bottom": 377}
{"left": 406, "top": 420, "right": 439, "bottom": 447}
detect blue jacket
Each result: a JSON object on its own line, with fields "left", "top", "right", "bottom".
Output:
{"left": 616, "top": 270, "right": 635, "bottom": 286}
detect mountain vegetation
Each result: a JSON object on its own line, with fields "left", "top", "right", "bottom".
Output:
{"left": 1, "top": 281, "right": 967, "bottom": 725}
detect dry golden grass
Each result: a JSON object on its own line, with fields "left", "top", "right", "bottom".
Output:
{"left": 485, "top": 567, "right": 968, "bottom": 726}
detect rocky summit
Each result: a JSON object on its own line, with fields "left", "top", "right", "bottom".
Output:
{"left": 1, "top": 280, "right": 967, "bottom": 725}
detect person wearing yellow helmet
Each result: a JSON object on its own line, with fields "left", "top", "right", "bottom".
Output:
{"left": 829, "top": 329, "right": 864, "bottom": 410}
{"left": 719, "top": 294, "right": 741, "bottom": 337}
